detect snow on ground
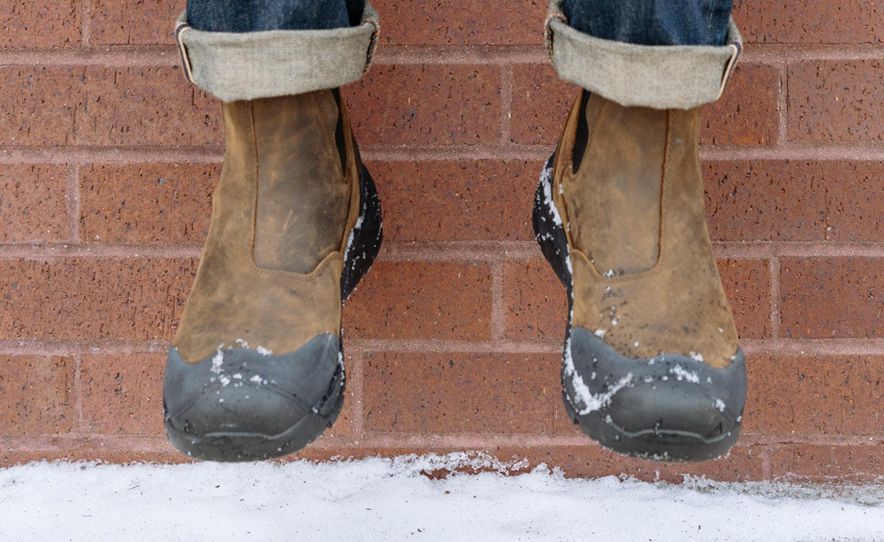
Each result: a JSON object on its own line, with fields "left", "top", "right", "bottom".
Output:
{"left": 1, "top": 454, "right": 882, "bottom": 542}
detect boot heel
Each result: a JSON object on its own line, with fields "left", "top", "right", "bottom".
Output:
{"left": 342, "top": 162, "right": 383, "bottom": 300}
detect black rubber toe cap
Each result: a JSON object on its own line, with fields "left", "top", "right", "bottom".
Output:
{"left": 163, "top": 333, "right": 344, "bottom": 461}
{"left": 563, "top": 327, "right": 747, "bottom": 461}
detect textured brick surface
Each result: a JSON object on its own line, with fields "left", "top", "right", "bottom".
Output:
{"left": 788, "top": 60, "right": 884, "bottom": 144}
{"left": 509, "top": 63, "right": 575, "bottom": 146}
{"left": 363, "top": 351, "right": 563, "bottom": 434}
{"left": 705, "top": 160, "right": 884, "bottom": 242}
{"left": 502, "top": 258, "right": 567, "bottom": 342}
{"left": 76, "top": 66, "right": 222, "bottom": 147}
{"left": 770, "top": 444, "right": 884, "bottom": 482}
{"left": 88, "top": 0, "right": 183, "bottom": 46}
{"left": 347, "top": 65, "right": 501, "bottom": 146}
{"left": 0, "top": 1, "right": 81, "bottom": 49}
{"left": 0, "top": 68, "right": 80, "bottom": 146}
{"left": 80, "top": 354, "right": 165, "bottom": 436}
{"left": 745, "top": 355, "right": 883, "bottom": 436}
{"left": 368, "top": 160, "right": 538, "bottom": 242}
{"left": 376, "top": 0, "right": 547, "bottom": 46}
{"left": 0, "top": 356, "right": 74, "bottom": 436}
{"left": 780, "top": 257, "right": 882, "bottom": 339}
{"left": 718, "top": 259, "right": 772, "bottom": 340}
{"left": 734, "top": 0, "right": 883, "bottom": 44}
{"left": 80, "top": 163, "right": 217, "bottom": 244}
{"left": 0, "top": 164, "right": 70, "bottom": 243}
{"left": 702, "top": 64, "right": 780, "bottom": 147}
{"left": 346, "top": 261, "right": 493, "bottom": 340}
{"left": 0, "top": 258, "right": 195, "bottom": 341}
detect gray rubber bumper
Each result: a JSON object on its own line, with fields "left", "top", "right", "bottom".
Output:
{"left": 563, "top": 327, "right": 747, "bottom": 461}
{"left": 163, "top": 333, "right": 344, "bottom": 462}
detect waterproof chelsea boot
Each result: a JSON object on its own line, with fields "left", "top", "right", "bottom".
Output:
{"left": 534, "top": 91, "right": 746, "bottom": 461}
{"left": 163, "top": 90, "right": 382, "bottom": 461}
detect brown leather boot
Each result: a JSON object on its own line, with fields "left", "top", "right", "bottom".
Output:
{"left": 539, "top": 3, "right": 745, "bottom": 461}
{"left": 163, "top": 90, "right": 382, "bottom": 461}
{"left": 166, "top": 3, "right": 380, "bottom": 461}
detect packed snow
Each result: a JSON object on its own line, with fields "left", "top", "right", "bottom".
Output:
{"left": 1, "top": 454, "right": 881, "bottom": 541}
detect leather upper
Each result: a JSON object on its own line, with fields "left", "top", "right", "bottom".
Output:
{"left": 554, "top": 92, "right": 740, "bottom": 369}
{"left": 173, "top": 91, "right": 361, "bottom": 363}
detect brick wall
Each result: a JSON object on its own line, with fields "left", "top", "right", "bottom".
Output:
{"left": 0, "top": 1, "right": 881, "bottom": 482}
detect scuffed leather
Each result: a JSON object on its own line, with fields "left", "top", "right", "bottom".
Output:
{"left": 555, "top": 92, "right": 740, "bottom": 369}
{"left": 174, "top": 91, "right": 361, "bottom": 363}
{"left": 253, "top": 91, "right": 350, "bottom": 274}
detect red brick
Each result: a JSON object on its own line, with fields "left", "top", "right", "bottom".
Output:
{"left": 345, "top": 260, "right": 493, "bottom": 340}
{"left": 0, "top": 356, "right": 74, "bottom": 436}
{"left": 376, "top": 0, "right": 547, "bottom": 46}
{"left": 0, "top": 258, "right": 196, "bottom": 342}
{"left": 503, "top": 258, "right": 770, "bottom": 341}
{"left": 80, "top": 163, "right": 217, "bottom": 245}
{"left": 734, "top": 0, "right": 883, "bottom": 44}
{"left": 745, "top": 355, "right": 883, "bottom": 437}
{"left": 0, "top": 164, "right": 70, "bottom": 243}
{"left": 89, "top": 0, "right": 182, "bottom": 46}
{"left": 80, "top": 354, "right": 165, "bottom": 436}
{"left": 0, "top": 1, "right": 81, "bottom": 49}
{"left": 705, "top": 160, "right": 884, "bottom": 242}
{"left": 345, "top": 65, "right": 501, "bottom": 146}
{"left": 0, "top": 68, "right": 80, "bottom": 146}
{"left": 502, "top": 258, "right": 567, "bottom": 342}
{"left": 780, "top": 257, "right": 882, "bottom": 339}
{"left": 76, "top": 66, "right": 222, "bottom": 147}
{"left": 702, "top": 64, "right": 779, "bottom": 146}
{"left": 362, "top": 351, "right": 563, "bottom": 434}
{"left": 718, "top": 259, "right": 771, "bottom": 340}
{"left": 788, "top": 60, "right": 883, "bottom": 144}
{"left": 770, "top": 444, "right": 883, "bottom": 482}
{"left": 509, "top": 63, "right": 575, "bottom": 146}
{"left": 367, "top": 159, "right": 538, "bottom": 242}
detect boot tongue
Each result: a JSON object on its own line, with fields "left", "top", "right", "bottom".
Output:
{"left": 252, "top": 91, "right": 351, "bottom": 274}
{"left": 566, "top": 96, "right": 666, "bottom": 275}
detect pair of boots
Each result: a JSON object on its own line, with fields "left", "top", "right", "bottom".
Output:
{"left": 164, "top": 2, "right": 746, "bottom": 462}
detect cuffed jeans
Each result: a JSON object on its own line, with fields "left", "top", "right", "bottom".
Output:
{"left": 187, "top": 0, "right": 732, "bottom": 46}
{"left": 178, "top": 0, "right": 741, "bottom": 108}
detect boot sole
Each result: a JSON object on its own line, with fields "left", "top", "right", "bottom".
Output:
{"left": 532, "top": 154, "right": 744, "bottom": 462}
{"left": 164, "top": 162, "right": 383, "bottom": 462}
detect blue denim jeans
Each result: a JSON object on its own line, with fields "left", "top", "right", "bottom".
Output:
{"left": 187, "top": 0, "right": 732, "bottom": 46}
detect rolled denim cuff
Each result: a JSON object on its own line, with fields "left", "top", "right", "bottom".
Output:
{"left": 544, "top": 0, "right": 741, "bottom": 109}
{"left": 175, "top": 2, "right": 379, "bottom": 102}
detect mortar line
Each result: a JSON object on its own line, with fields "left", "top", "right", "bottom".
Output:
{"left": 490, "top": 261, "right": 506, "bottom": 341}
{"left": 769, "top": 257, "right": 782, "bottom": 338}
{"left": 760, "top": 445, "right": 773, "bottom": 480}
{"left": 1, "top": 43, "right": 879, "bottom": 67}
{"left": 346, "top": 349, "right": 365, "bottom": 438}
{"left": 2, "top": 143, "right": 882, "bottom": 165}
{"left": 499, "top": 64, "right": 513, "bottom": 145}
{"left": 66, "top": 163, "right": 81, "bottom": 243}
{"left": 2, "top": 240, "right": 882, "bottom": 261}
{"left": 72, "top": 354, "right": 85, "bottom": 433}
{"left": 2, "top": 433, "right": 878, "bottom": 455}
{"left": 80, "top": 1, "right": 92, "bottom": 47}
{"left": 4, "top": 337, "right": 881, "bottom": 358}
{"left": 0, "top": 147, "right": 224, "bottom": 165}
{"left": 776, "top": 64, "right": 789, "bottom": 147}
{"left": 0, "top": 244, "right": 203, "bottom": 259}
